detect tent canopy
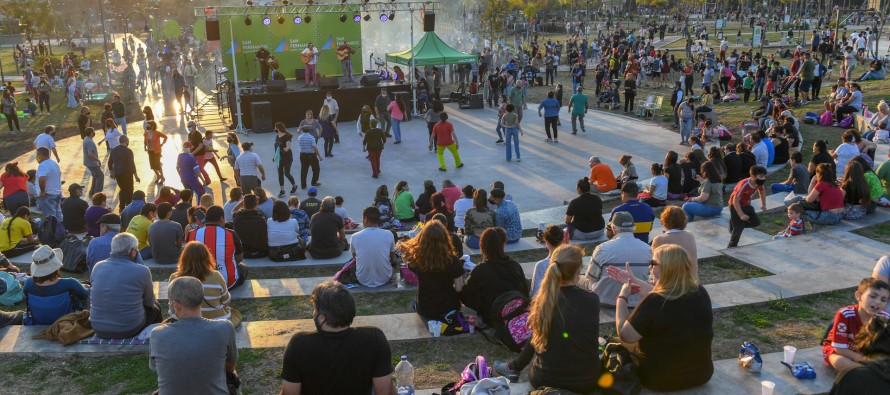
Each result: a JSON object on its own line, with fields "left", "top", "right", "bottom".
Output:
{"left": 386, "top": 32, "right": 477, "bottom": 66}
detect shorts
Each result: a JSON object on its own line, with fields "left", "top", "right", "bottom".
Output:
{"left": 148, "top": 152, "right": 162, "bottom": 170}
{"left": 799, "top": 79, "right": 813, "bottom": 92}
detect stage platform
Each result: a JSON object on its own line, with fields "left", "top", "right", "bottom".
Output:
{"left": 230, "top": 78, "right": 410, "bottom": 130}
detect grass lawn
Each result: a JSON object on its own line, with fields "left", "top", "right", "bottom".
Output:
{"left": 853, "top": 221, "right": 890, "bottom": 244}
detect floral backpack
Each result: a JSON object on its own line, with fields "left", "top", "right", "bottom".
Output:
{"left": 490, "top": 291, "right": 532, "bottom": 352}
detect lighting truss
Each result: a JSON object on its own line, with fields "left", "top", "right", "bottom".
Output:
{"left": 195, "top": 2, "right": 437, "bottom": 18}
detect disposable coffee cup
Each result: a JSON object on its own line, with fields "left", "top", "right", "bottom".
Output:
{"left": 427, "top": 320, "right": 437, "bottom": 336}
{"left": 783, "top": 345, "right": 797, "bottom": 364}
{"left": 433, "top": 321, "right": 442, "bottom": 337}
{"left": 761, "top": 380, "right": 775, "bottom": 395}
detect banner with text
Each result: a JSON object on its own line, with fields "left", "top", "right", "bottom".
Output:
{"left": 219, "top": 14, "right": 363, "bottom": 82}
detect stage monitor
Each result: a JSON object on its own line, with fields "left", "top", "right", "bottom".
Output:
{"left": 423, "top": 13, "right": 435, "bottom": 32}
{"left": 318, "top": 77, "right": 339, "bottom": 90}
{"left": 206, "top": 20, "right": 221, "bottom": 41}
{"left": 267, "top": 80, "right": 287, "bottom": 92}
{"left": 294, "top": 68, "right": 304, "bottom": 81}
{"left": 359, "top": 73, "right": 380, "bottom": 87}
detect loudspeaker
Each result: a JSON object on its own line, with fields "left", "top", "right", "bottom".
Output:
{"left": 266, "top": 79, "right": 287, "bottom": 92}
{"left": 294, "top": 68, "right": 304, "bottom": 81}
{"left": 468, "top": 94, "right": 483, "bottom": 109}
{"left": 206, "top": 20, "right": 221, "bottom": 41}
{"left": 423, "top": 13, "right": 435, "bottom": 32}
{"left": 251, "top": 101, "right": 273, "bottom": 133}
{"left": 359, "top": 73, "right": 380, "bottom": 87}
{"left": 318, "top": 77, "right": 339, "bottom": 90}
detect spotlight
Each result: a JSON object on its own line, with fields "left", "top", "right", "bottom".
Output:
{"left": 262, "top": 16, "right": 272, "bottom": 26}
{"left": 363, "top": 14, "right": 370, "bottom": 21}
{"left": 246, "top": 0, "right": 254, "bottom": 5}
{"left": 380, "top": 14, "right": 388, "bottom": 22}
{"left": 304, "top": 14, "right": 312, "bottom": 23}
{"left": 282, "top": 0, "right": 289, "bottom": 4}
{"left": 389, "top": 11, "right": 395, "bottom": 20}
{"left": 340, "top": 0, "right": 346, "bottom": 3}
{"left": 307, "top": 0, "right": 313, "bottom": 4}
{"left": 293, "top": 16, "right": 302, "bottom": 24}
{"left": 340, "top": 13, "right": 347, "bottom": 22}
{"left": 244, "top": 16, "right": 252, "bottom": 25}
{"left": 353, "top": 14, "right": 362, "bottom": 22}
{"left": 277, "top": 15, "right": 285, "bottom": 24}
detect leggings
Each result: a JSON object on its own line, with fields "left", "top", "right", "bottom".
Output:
{"left": 38, "top": 92, "right": 51, "bottom": 112}
{"left": 278, "top": 157, "right": 295, "bottom": 187}
{"left": 4, "top": 112, "right": 20, "bottom": 131}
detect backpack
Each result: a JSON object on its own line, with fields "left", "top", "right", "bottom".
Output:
{"left": 375, "top": 198, "right": 395, "bottom": 227}
{"left": 716, "top": 125, "right": 733, "bottom": 140}
{"left": 490, "top": 291, "right": 532, "bottom": 352}
{"left": 37, "top": 216, "right": 68, "bottom": 248}
{"left": 441, "top": 355, "right": 493, "bottom": 395}
{"left": 59, "top": 235, "right": 90, "bottom": 273}
{"left": 819, "top": 110, "right": 834, "bottom": 126}
{"left": 0, "top": 271, "right": 24, "bottom": 306}
{"left": 838, "top": 115, "right": 854, "bottom": 128}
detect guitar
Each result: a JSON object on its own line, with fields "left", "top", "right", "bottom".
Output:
{"left": 336, "top": 47, "right": 356, "bottom": 61}
{"left": 300, "top": 48, "right": 328, "bottom": 64}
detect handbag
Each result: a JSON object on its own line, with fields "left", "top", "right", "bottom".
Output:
{"left": 599, "top": 343, "right": 642, "bottom": 395}
{"left": 332, "top": 258, "right": 358, "bottom": 284}
{"left": 268, "top": 242, "right": 306, "bottom": 262}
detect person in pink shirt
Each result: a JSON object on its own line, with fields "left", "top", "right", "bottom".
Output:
{"left": 440, "top": 179, "right": 462, "bottom": 212}
{"left": 387, "top": 96, "right": 406, "bottom": 144}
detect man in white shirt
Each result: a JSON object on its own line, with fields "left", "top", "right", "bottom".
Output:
{"left": 33, "top": 125, "right": 60, "bottom": 162}
{"left": 350, "top": 206, "right": 396, "bottom": 287}
{"left": 581, "top": 212, "right": 652, "bottom": 307}
{"left": 301, "top": 43, "right": 319, "bottom": 88}
{"left": 81, "top": 59, "right": 91, "bottom": 75}
{"left": 36, "top": 147, "right": 64, "bottom": 220}
{"left": 749, "top": 132, "right": 769, "bottom": 168}
{"left": 233, "top": 142, "right": 266, "bottom": 192}
{"left": 323, "top": 92, "right": 340, "bottom": 142}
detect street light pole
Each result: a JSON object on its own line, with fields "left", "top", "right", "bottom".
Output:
{"left": 98, "top": 0, "right": 112, "bottom": 91}
{"left": 0, "top": 28, "right": 5, "bottom": 83}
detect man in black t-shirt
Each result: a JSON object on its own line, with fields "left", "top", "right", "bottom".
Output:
{"left": 232, "top": 194, "right": 268, "bottom": 258}
{"left": 299, "top": 187, "right": 322, "bottom": 218}
{"left": 279, "top": 281, "right": 394, "bottom": 395}
{"left": 61, "top": 183, "right": 89, "bottom": 233}
{"left": 565, "top": 178, "right": 605, "bottom": 240}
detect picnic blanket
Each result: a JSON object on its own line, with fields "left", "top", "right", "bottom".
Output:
{"left": 78, "top": 334, "right": 149, "bottom": 345}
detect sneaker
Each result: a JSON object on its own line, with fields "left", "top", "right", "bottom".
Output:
{"left": 290, "top": 186, "right": 298, "bottom": 194}
{"left": 456, "top": 163, "right": 464, "bottom": 168}
{"left": 581, "top": 129, "right": 586, "bottom": 133}
{"left": 546, "top": 138, "right": 553, "bottom": 142}
{"left": 311, "top": 182, "right": 322, "bottom": 187}
{"left": 572, "top": 131, "right": 577, "bottom": 135}
{"left": 438, "top": 167, "right": 447, "bottom": 172}
{"left": 495, "top": 139, "right": 504, "bottom": 144}
{"left": 554, "top": 140, "right": 559, "bottom": 143}
{"left": 493, "top": 360, "right": 519, "bottom": 383}
{"left": 278, "top": 191, "right": 286, "bottom": 198}
{"left": 516, "top": 158, "right": 521, "bottom": 162}
{"left": 394, "top": 141, "right": 401, "bottom": 144}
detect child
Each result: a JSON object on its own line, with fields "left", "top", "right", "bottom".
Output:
{"left": 334, "top": 195, "right": 359, "bottom": 230}
{"left": 638, "top": 163, "right": 667, "bottom": 207}
{"left": 24, "top": 98, "right": 37, "bottom": 115}
{"left": 286, "top": 196, "right": 310, "bottom": 242}
{"left": 84, "top": 79, "right": 95, "bottom": 100}
{"left": 874, "top": 122, "right": 889, "bottom": 144}
{"left": 773, "top": 203, "right": 804, "bottom": 239}
{"left": 616, "top": 154, "right": 638, "bottom": 189}
{"left": 742, "top": 71, "right": 754, "bottom": 103}
{"left": 26, "top": 170, "right": 38, "bottom": 206}
{"left": 822, "top": 278, "right": 890, "bottom": 372}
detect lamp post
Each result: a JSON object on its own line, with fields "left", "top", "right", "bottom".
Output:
{"left": 0, "top": 26, "right": 5, "bottom": 83}
{"left": 833, "top": 5, "right": 840, "bottom": 71}
{"left": 98, "top": 0, "right": 112, "bottom": 90}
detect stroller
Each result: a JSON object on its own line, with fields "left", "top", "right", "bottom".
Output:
{"left": 597, "top": 82, "right": 620, "bottom": 109}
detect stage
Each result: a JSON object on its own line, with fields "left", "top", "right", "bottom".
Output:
{"left": 229, "top": 77, "right": 411, "bottom": 131}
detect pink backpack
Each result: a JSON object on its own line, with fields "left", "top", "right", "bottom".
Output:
{"left": 819, "top": 111, "right": 834, "bottom": 126}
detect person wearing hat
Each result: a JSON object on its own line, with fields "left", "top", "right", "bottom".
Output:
{"left": 234, "top": 141, "right": 265, "bottom": 193}
{"left": 491, "top": 188, "right": 521, "bottom": 244}
{"left": 568, "top": 85, "right": 588, "bottom": 134}
{"left": 60, "top": 183, "right": 89, "bottom": 233}
{"left": 108, "top": 135, "right": 140, "bottom": 211}
{"left": 177, "top": 141, "right": 205, "bottom": 199}
{"left": 299, "top": 187, "right": 322, "bottom": 218}
{"left": 581, "top": 211, "right": 652, "bottom": 307}
{"left": 608, "top": 182, "right": 655, "bottom": 243}
{"left": 23, "top": 245, "right": 90, "bottom": 312}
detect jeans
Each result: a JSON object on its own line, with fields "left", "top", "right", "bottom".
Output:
{"left": 392, "top": 118, "right": 402, "bottom": 142}
{"left": 299, "top": 153, "right": 320, "bottom": 188}
{"left": 114, "top": 116, "right": 127, "bottom": 135}
{"left": 505, "top": 127, "right": 520, "bottom": 161}
{"left": 495, "top": 116, "right": 504, "bottom": 140}
{"left": 38, "top": 193, "right": 63, "bottom": 220}
{"left": 87, "top": 165, "right": 104, "bottom": 197}
{"left": 368, "top": 150, "right": 382, "bottom": 177}
{"left": 682, "top": 202, "right": 723, "bottom": 221}
{"left": 341, "top": 59, "right": 353, "bottom": 81}
{"left": 681, "top": 117, "right": 693, "bottom": 143}
{"left": 544, "top": 116, "right": 558, "bottom": 140}
{"left": 803, "top": 210, "right": 842, "bottom": 225}
{"left": 436, "top": 144, "right": 462, "bottom": 170}
{"left": 728, "top": 205, "right": 760, "bottom": 247}
{"left": 465, "top": 235, "right": 480, "bottom": 249}
{"left": 753, "top": 77, "right": 765, "bottom": 99}
{"left": 770, "top": 183, "right": 795, "bottom": 194}
{"left": 571, "top": 113, "right": 585, "bottom": 132}
{"left": 3, "top": 190, "right": 29, "bottom": 215}
{"left": 379, "top": 111, "right": 392, "bottom": 135}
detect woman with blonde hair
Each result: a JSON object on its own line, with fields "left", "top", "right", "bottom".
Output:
{"left": 169, "top": 241, "right": 241, "bottom": 326}
{"left": 399, "top": 221, "right": 464, "bottom": 322}
{"left": 319, "top": 104, "right": 337, "bottom": 157}
{"left": 493, "top": 244, "right": 601, "bottom": 391}
{"left": 610, "top": 244, "right": 713, "bottom": 391}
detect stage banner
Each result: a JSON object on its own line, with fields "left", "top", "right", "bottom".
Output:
{"left": 220, "top": 14, "right": 363, "bottom": 82}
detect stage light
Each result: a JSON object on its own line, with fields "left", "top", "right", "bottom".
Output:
{"left": 307, "top": 0, "right": 313, "bottom": 4}
{"left": 244, "top": 16, "right": 252, "bottom": 25}
{"left": 282, "top": 0, "right": 289, "bottom": 5}
{"left": 353, "top": 14, "right": 362, "bottom": 22}
{"left": 304, "top": 14, "right": 312, "bottom": 23}
{"left": 246, "top": 0, "right": 254, "bottom": 5}
{"left": 380, "top": 14, "right": 388, "bottom": 22}
{"left": 363, "top": 14, "right": 370, "bottom": 21}
{"left": 277, "top": 15, "right": 285, "bottom": 24}
{"left": 262, "top": 16, "right": 272, "bottom": 25}
{"left": 389, "top": 11, "right": 395, "bottom": 20}
{"left": 340, "top": 13, "right": 347, "bottom": 22}
{"left": 293, "top": 16, "right": 302, "bottom": 24}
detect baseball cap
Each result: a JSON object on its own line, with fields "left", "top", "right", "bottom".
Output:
{"left": 68, "top": 183, "right": 84, "bottom": 193}
{"left": 307, "top": 186, "right": 318, "bottom": 196}
{"left": 610, "top": 211, "right": 635, "bottom": 229}
{"left": 97, "top": 213, "right": 121, "bottom": 225}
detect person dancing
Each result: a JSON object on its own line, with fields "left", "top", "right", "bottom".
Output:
{"left": 429, "top": 113, "right": 463, "bottom": 172}
{"left": 274, "top": 122, "right": 298, "bottom": 198}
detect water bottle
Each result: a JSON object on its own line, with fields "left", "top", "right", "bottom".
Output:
{"left": 394, "top": 355, "right": 415, "bottom": 395}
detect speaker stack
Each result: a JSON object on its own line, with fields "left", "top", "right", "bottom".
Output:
{"left": 251, "top": 101, "right": 273, "bottom": 133}
{"left": 423, "top": 13, "right": 435, "bottom": 32}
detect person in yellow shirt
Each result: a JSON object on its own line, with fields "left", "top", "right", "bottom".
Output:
{"left": 126, "top": 203, "right": 156, "bottom": 260}
{"left": 0, "top": 207, "right": 39, "bottom": 258}
{"left": 588, "top": 156, "right": 617, "bottom": 193}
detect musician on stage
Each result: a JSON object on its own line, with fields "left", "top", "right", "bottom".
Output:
{"left": 337, "top": 41, "right": 355, "bottom": 83}
{"left": 301, "top": 43, "right": 319, "bottom": 88}
{"left": 255, "top": 46, "right": 271, "bottom": 85}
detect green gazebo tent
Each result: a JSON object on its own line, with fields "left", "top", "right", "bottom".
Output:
{"left": 385, "top": 32, "right": 478, "bottom": 66}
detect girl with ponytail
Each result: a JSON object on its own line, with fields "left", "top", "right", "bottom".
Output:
{"left": 493, "top": 244, "right": 601, "bottom": 392}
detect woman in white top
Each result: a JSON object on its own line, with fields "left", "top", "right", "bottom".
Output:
{"left": 832, "top": 130, "right": 862, "bottom": 178}
{"left": 99, "top": 119, "right": 122, "bottom": 150}
{"left": 267, "top": 201, "right": 300, "bottom": 247}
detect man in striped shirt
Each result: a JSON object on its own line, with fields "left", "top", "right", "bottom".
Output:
{"left": 187, "top": 206, "right": 248, "bottom": 289}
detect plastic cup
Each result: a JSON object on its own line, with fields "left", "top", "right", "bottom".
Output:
{"left": 433, "top": 321, "right": 441, "bottom": 337}
{"left": 761, "top": 381, "right": 776, "bottom": 395}
{"left": 783, "top": 345, "right": 797, "bottom": 364}
{"left": 427, "top": 321, "right": 437, "bottom": 336}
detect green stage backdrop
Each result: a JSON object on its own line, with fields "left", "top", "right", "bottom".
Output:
{"left": 219, "top": 14, "right": 363, "bottom": 83}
